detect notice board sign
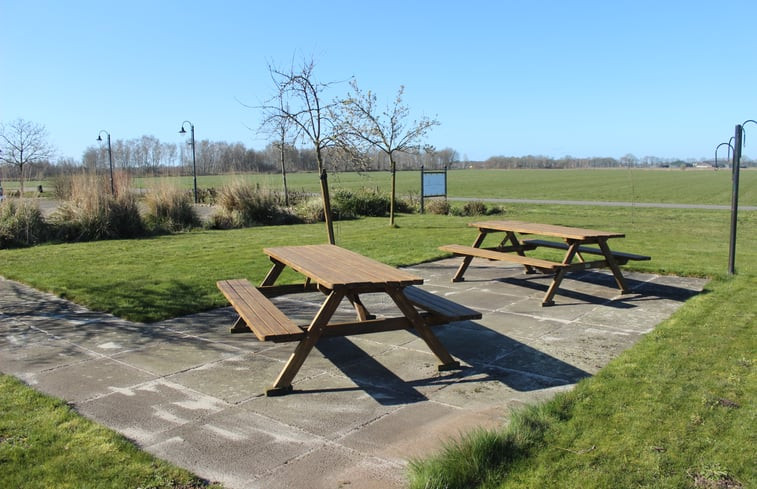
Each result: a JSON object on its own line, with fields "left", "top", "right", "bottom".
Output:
{"left": 422, "top": 171, "right": 446, "bottom": 197}
{"left": 420, "top": 166, "right": 447, "bottom": 213}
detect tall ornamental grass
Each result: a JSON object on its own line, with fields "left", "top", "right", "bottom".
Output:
{"left": 0, "top": 199, "right": 49, "bottom": 248}
{"left": 51, "top": 173, "right": 145, "bottom": 241}
{"left": 210, "top": 180, "right": 300, "bottom": 228}
{"left": 143, "top": 184, "right": 201, "bottom": 232}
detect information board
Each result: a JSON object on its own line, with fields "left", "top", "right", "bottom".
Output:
{"left": 422, "top": 171, "right": 446, "bottom": 197}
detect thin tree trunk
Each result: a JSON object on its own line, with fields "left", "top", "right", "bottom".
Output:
{"left": 389, "top": 158, "right": 396, "bottom": 227}
{"left": 316, "top": 148, "right": 335, "bottom": 244}
{"left": 320, "top": 169, "right": 335, "bottom": 244}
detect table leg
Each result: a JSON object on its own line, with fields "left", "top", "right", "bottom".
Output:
{"left": 387, "top": 286, "right": 460, "bottom": 371}
{"left": 597, "top": 239, "right": 631, "bottom": 294}
{"left": 347, "top": 293, "right": 376, "bottom": 320}
{"left": 541, "top": 241, "right": 580, "bottom": 306}
{"left": 260, "top": 260, "right": 286, "bottom": 287}
{"left": 267, "top": 289, "right": 345, "bottom": 396}
{"left": 451, "top": 230, "right": 487, "bottom": 282}
{"left": 502, "top": 231, "right": 536, "bottom": 274}
{"left": 542, "top": 268, "right": 567, "bottom": 306}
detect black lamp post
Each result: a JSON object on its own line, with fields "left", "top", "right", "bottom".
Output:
{"left": 727, "top": 119, "right": 757, "bottom": 275}
{"left": 96, "top": 130, "right": 115, "bottom": 194}
{"left": 179, "top": 121, "right": 198, "bottom": 203}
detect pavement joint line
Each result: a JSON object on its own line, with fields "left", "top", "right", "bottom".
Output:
{"left": 477, "top": 362, "right": 581, "bottom": 386}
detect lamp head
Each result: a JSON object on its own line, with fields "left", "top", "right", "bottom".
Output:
{"left": 96, "top": 135, "right": 103, "bottom": 142}
{"left": 179, "top": 127, "right": 187, "bottom": 135}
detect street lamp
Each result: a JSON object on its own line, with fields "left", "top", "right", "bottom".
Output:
{"left": 179, "top": 121, "right": 198, "bottom": 203}
{"left": 96, "top": 130, "right": 115, "bottom": 194}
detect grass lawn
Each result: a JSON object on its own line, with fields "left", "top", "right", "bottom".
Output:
{"left": 1, "top": 202, "right": 755, "bottom": 488}
{"left": 125, "top": 168, "right": 757, "bottom": 206}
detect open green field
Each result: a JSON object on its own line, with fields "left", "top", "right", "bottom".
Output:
{"left": 6, "top": 168, "right": 756, "bottom": 206}
{"left": 1, "top": 176, "right": 755, "bottom": 488}
{"left": 126, "top": 168, "right": 757, "bottom": 206}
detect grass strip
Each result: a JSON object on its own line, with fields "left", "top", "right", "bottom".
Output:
{"left": 0, "top": 374, "right": 221, "bottom": 489}
{"left": 408, "top": 274, "right": 756, "bottom": 488}
{"left": 0, "top": 207, "right": 754, "bottom": 323}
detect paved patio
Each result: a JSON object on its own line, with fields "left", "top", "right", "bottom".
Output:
{"left": 0, "top": 258, "right": 706, "bottom": 488}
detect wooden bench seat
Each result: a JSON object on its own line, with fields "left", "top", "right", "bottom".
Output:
{"left": 403, "top": 285, "right": 482, "bottom": 323}
{"left": 217, "top": 279, "right": 305, "bottom": 343}
{"left": 439, "top": 244, "right": 564, "bottom": 272}
{"left": 522, "top": 239, "right": 651, "bottom": 263}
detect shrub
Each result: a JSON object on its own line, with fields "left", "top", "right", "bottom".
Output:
{"left": 333, "top": 188, "right": 389, "bottom": 218}
{"left": 294, "top": 196, "right": 329, "bottom": 223}
{"left": 143, "top": 185, "right": 200, "bottom": 232}
{"left": 50, "top": 174, "right": 145, "bottom": 241}
{"left": 216, "top": 180, "right": 300, "bottom": 227}
{"left": 461, "top": 200, "right": 488, "bottom": 216}
{"left": 52, "top": 175, "right": 74, "bottom": 200}
{"left": 0, "top": 199, "right": 49, "bottom": 248}
{"left": 424, "top": 198, "right": 450, "bottom": 215}
{"left": 205, "top": 211, "right": 238, "bottom": 230}
{"left": 196, "top": 187, "right": 217, "bottom": 204}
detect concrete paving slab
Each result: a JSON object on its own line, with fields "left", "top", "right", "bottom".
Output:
{"left": 252, "top": 443, "right": 407, "bottom": 489}
{"left": 29, "top": 356, "right": 157, "bottom": 402}
{"left": 76, "top": 378, "right": 229, "bottom": 446}
{"left": 0, "top": 334, "right": 96, "bottom": 377}
{"left": 145, "top": 406, "right": 324, "bottom": 489}
{"left": 0, "top": 260, "right": 707, "bottom": 488}
{"left": 110, "top": 336, "right": 241, "bottom": 376}
{"left": 166, "top": 351, "right": 319, "bottom": 404}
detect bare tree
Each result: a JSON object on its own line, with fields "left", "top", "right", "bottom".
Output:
{"left": 0, "top": 119, "right": 55, "bottom": 195}
{"left": 271, "top": 88, "right": 295, "bottom": 205}
{"left": 259, "top": 58, "right": 343, "bottom": 244}
{"left": 338, "top": 80, "right": 439, "bottom": 226}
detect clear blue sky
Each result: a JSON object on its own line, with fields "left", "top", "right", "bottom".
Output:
{"left": 2, "top": 0, "right": 756, "bottom": 162}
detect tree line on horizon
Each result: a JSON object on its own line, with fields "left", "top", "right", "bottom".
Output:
{"left": 3, "top": 135, "right": 463, "bottom": 183}
{"left": 4, "top": 133, "right": 751, "bottom": 185}
{"left": 6, "top": 135, "right": 748, "bottom": 185}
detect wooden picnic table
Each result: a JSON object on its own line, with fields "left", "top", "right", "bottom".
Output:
{"left": 440, "top": 220, "right": 650, "bottom": 306}
{"left": 217, "top": 244, "right": 480, "bottom": 396}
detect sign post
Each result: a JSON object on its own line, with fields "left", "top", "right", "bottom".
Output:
{"left": 420, "top": 165, "right": 447, "bottom": 213}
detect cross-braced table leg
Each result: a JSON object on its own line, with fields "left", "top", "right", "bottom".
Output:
{"left": 267, "top": 289, "right": 345, "bottom": 396}
{"left": 451, "top": 230, "right": 487, "bottom": 282}
{"left": 386, "top": 286, "right": 460, "bottom": 371}
{"left": 597, "top": 239, "right": 631, "bottom": 294}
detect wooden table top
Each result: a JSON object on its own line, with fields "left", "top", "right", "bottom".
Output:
{"left": 263, "top": 244, "right": 424, "bottom": 290}
{"left": 469, "top": 220, "right": 625, "bottom": 240}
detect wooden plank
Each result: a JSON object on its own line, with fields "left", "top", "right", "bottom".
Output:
{"left": 257, "top": 283, "right": 319, "bottom": 297}
{"left": 470, "top": 220, "right": 625, "bottom": 240}
{"left": 217, "top": 279, "right": 304, "bottom": 342}
{"left": 402, "top": 286, "right": 481, "bottom": 321}
{"left": 522, "top": 239, "right": 651, "bottom": 261}
{"left": 264, "top": 244, "right": 423, "bottom": 289}
{"left": 439, "top": 244, "right": 564, "bottom": 271}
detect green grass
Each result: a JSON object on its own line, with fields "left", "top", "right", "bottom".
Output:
{"left": 1, "top": 206, "right": 754, "bottom": 322}
{"left": 408, "top": 274, "right": 755, "bottom": 488}
{"left": 129, "top": 168, "right": 757, "bottom": 206}
{"left": 0, "top": 193, "right": 755, "bottom": 488}
{"left": 0, "top": 374, "right": 221, "bottom": 489}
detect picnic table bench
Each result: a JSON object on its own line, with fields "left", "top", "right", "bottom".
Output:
{"left": 217, "top": 244, "right": 481, "bottom": 396}
{"left": 440, "top": 220, "right": 650, "bottom": 306}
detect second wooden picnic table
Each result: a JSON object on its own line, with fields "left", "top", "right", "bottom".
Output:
{"left": 440, "top": 220, "right": 650, "bottom": 306}
{"left": 217, "top": 244, "right": 480, "bottom": 395}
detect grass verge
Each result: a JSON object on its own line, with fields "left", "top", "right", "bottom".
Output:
{"left": 0, "top": 375, "right": 221, "bottom": 489}
{"left": 408, "top": 274, "right": 755, "bottom": 488}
